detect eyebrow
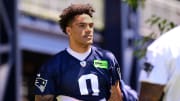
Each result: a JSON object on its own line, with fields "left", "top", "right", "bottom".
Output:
{"left": 77, "top": 22, "right": 94, "bottom": 25}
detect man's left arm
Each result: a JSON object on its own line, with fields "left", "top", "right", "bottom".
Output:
{"left": 108, "top": 52, "right": 138, "bottom": 101}
{"left": 109, "top": 80, "right": 123, "bottom": 101}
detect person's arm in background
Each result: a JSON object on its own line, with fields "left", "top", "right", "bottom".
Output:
{"left": 139, "top": 61, "right": 166, "bottom": 101}
{"left": 139, "top": 82, "right": 165, "bottom": 101}
{"left": 35, "top": 95, "right": 54, "bottom": 101}
{"left": 139, "top": 47, "right": 168, "bottom": 101}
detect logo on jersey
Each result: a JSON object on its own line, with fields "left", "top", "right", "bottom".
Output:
{"left": 144, "top": 62, "right": 153, "bottom": 73}
{"left": 34, "top": 74, "right": 48, "bottom": 93}
{"left": 93, "top": 60, "right": 108, "bottom": 69}
{"left": 80, "top": 61, "right": 87, "bottom": 67}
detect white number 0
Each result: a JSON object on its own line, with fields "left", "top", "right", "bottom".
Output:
{"left": 78, "top": 74, "right": 99, "bottom": 96}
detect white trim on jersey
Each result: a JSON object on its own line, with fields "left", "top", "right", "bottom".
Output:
{"left": 66, "top": 46, "right": 91, "bottom": 61}
{"left": 56, "top": 95, "right": 106, "bottom": 101}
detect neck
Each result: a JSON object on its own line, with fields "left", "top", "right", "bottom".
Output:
{"left": 69, "top": 43, "right": 91, "bottom": 53}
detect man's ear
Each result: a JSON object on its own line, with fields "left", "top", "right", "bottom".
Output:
{"left": 66, "top": 27, "right": 71, "bottom": 36}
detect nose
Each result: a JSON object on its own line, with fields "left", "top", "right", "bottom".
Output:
{"left": 85, "top": 25, "right": 93, "bottom": 33}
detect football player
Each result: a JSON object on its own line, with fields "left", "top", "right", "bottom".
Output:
{"left": 34, "top": 3, "right": 123, "bottom": 101}
{"left": 139, "top": 26, "right": 180, "bottom": 101}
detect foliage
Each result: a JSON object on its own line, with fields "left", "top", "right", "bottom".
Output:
{"left": 146, "top": 15, "right": 177, "bottom": 35}
{"left": 122, "top": 0, "right": 146, "bottom": 11}
{"left": 134, "top": 15, "right": 177, "bottom": 59}
{"left": 122, "top": 0, "right": 177, "bottom": 59}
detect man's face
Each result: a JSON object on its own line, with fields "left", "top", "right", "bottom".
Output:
{"left": 67, "top": 14, "right": 94, "bottom": 46}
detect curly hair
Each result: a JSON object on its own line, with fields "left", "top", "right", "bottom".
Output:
{"left": 58, "top": 3, "right": 95, "bottom": 34}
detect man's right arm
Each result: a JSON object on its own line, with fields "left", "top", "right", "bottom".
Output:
{"left": 35, "top": 95, "right": 54, "bottom": 101}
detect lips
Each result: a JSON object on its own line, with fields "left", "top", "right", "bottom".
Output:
{"left": 84, "top": 34, "right": 93, "bottom": 39}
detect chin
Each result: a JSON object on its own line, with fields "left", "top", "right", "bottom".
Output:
{"left": 84, "top": 42, "right": 93, "bottom": 46}
{"left": 87, "top": 41, "right": 93, "bottom": 44}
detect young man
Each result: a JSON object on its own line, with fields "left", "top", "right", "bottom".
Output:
{"left": 34, "top": 4, "right": 123, "bottom": 101}
{"left": 139, "top": 26, "right": 180, "bottom": 101}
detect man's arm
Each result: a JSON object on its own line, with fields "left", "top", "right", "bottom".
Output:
{"left": 139, "top": 81, "right": 165, "bottom": 101}
{"left": 35, "top": 95, "right": 54, "bottom": 101}
{"left": 109, "top": 80, "right": 123, "bottom": 101}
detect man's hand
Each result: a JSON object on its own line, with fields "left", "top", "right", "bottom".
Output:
{"left": 35, "top": 95, "right": 54, "bottom": 101}
{"left": 109, "top": 81, "right": 123, "bottom": 101}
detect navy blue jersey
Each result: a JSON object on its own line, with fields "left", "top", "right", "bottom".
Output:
{"left": 34, "top": 46, "right": 121, "bottom": 101}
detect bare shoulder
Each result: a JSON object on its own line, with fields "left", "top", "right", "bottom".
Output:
{"left": 35, "top": 95, "right": 54, "bottom": 101}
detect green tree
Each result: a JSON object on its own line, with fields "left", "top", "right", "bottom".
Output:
{"left": 122, "top": 0, "right": 177, "bottom": 59}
